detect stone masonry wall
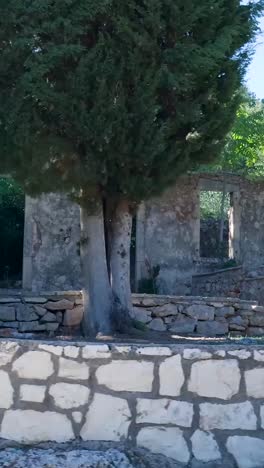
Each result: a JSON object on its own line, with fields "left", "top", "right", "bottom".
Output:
{"left": 0, "top": 340, "right": 263, "bottom": 468}
{"left": 1, "top": 292, "right": 264, "bottom": 338}
{"left": 192, "top": 267, "right": 244, "bottom": 299}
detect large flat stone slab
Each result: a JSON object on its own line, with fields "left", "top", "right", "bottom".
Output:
{"left": 96, "top": 360, "right": 153, "bottom": 392}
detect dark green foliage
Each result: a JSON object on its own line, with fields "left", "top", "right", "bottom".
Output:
{"left": 0, "top": 178, "right": 24, "bottom": 283}
{"left": 0, "top": 0, "right": 263, "bottom": 202}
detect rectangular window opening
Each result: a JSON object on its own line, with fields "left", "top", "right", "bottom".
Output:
{"left": 199, "top": 190, "right": 232, "bottom": 260}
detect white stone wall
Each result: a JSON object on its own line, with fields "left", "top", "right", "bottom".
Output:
{"left": 0, "top": 339, "right": 263, "bottom": 468}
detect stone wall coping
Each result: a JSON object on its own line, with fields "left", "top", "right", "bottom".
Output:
{"left": 192, "top": 266, "right": 243, "bottom": 279}
{"left": 243, "top": 276, "right": 264, "bottom": 282}
{"left": 132, "top": 293, "right": 257, "bottom": 305}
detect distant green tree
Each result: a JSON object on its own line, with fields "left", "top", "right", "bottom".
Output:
{"left": 0, "top": 0, "right": 262, "bottom": 335}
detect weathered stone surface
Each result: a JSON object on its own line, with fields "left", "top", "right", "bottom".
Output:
{"left": 20, "top": 385, "right": 46, "bottom": 403}
{"left": 254, "top": 350, "right": 264, "bottom": 361}
{"left": 19, "top": 322, "right": 47, "bottom": 332}
{"left": 34, "top": 306, "right": 47, "bottom": 317}
{"left": 152, "top": 303, "right": 179, "bottom": 317}
{"left": 25, "top": 297, "right": 47, "bottom": 304}
{"left": 169, "top": 318, "right": 196, "bottom": 334}
{"left": 13, "top": 351, "right": 54, "bottom": 379}
{"left": 215, "top": 306, "right": 235, "bottom": 318}
{"left": 0, "top": 297, "right": 20, "bottom": 303}
{"left": 136, "top": 346, "right": 172, "bottom": 356}
{"left": 260, "top": 406, "right": 264, "bottom": 429}
{"left": 45, "top": 322, "right": 59, "bottom": 331}
{"left": 136, "top": 398, "right": 193, "bottom": 427}
{"left": 159, "top": 354, "right": 184, "bottom": 396}
{"left": 39, "top": 344, "right": 63, "bottom": 356}
{"left": 0, "top": 370, "right": 14, "bottom": 408}
{"left": 40, "top": 312, "right": 57, "bottom": 323}
{"left": 16, "top": 305, "right": 39, "bottom": 321}
{"left": 183, "top": 349, "right": 212, "bottom": 360}
{"left": 0, "top": 321, "right": 19, "bottom": 328}
{"left": 81, "top": 394, "right": 131, "bottom": 442}
{"left": 249, "top": 314, "right": 264, "bottom": 327}
{"left": 0, "top": 306, "right": 16, "bottom": 322}
{"left": 130, "top": 307, "right": 152, "bottom": 324}
{"left": 186, "top": 304, "right": 214, "bottom": 321}
{"left": 72, "top": 412, "right": 82, "bottom": 424}
{"left": 226, "top": 436, "right": 264, "bottom": 468}
{"left": 58, "top": 358, "right": 89, "bottom": 380}
{"left": 191, "top": 430, "right": 221, "bottom": 463}
{"left": 247, "top": 327, "right": 264, "bottom": 336}
{"left": 147, "top": 318, "right": 166, "bottom": 332}
{"left": 96, "top": 360, "right": 153, "bottom": 392}
{"left": 82, "top": 345, "right": 110, "bottom": 359}
{"left": 214, "top": 350, "right": 226, "bottom": 357}
{"left": 196, "top": 321, "right": 228, "bottom": 336}
{"left": 245, "top": 368, "right": 264, "bottom": 398}
{"left": 63, "top": 306, "right": 84, "bottom": 327}
{"left": 189, "top": 359, "right": 240, "bottom": 399}
{"left": 137, "top": 426, "right": 190, "bottom": 464}
{"left": 228, "top": 349, "right": 251, "bottom": 359}
{"left": 0, "top": 410, "right": 74, "bottom": 443}
{"left": 49, "top": 383, "right": 90, "bottom": 409}
{"left": 45, "top": 299, "right": 74, "bottom": 311}
{"left": 64, "top": 346, "right": 79, "bottom": 358}
{"left": 200, "top": 402, "right": 257, "bottom": 430}
{"left": 229, "top": 316, "right": 248, "bottom": 330}
{"left": 0, "top": 341, "right": 18, "bottom": 366}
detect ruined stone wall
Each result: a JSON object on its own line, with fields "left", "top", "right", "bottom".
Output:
{"left": 0, "top": 339, "right": 263, "bottom": 468}
{"left": 23, "top": 194, "right": 81, "bottom": 292}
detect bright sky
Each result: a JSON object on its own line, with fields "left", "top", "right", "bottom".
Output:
{"left": 246, "top": 16, "right": 264, "bottom": 99}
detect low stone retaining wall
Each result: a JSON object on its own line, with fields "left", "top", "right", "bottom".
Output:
{"left": 0, "top": 292, "right": 82, "bottom": 336}
{"left": 133, "top": 294, "right": 264, "bottom": 337}
{"left": 1, "top": 292, "right": 264, "bottom": 337}
{"left": 0, "top": 339, "right": 263, "bottom": 468}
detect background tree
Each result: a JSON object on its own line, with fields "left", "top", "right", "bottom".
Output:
{"left": 0, "top": 0, "right": 262, "bottom": 336}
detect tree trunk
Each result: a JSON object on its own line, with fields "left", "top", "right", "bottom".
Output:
{"left": 80, "top": 199, "right": 113, "bottom": 336}
{"left": 109, "top": 199, "right": 134, "bottom": 330}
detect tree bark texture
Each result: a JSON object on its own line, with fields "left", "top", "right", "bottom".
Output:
{"left": 80, "top": 200, "right": 113, "bottom": 336}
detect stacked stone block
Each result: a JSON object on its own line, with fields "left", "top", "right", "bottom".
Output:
{"left": 0, "top": 340, "right": 263, "bottom": 468}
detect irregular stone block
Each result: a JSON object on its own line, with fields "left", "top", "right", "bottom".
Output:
{"left": 169, "top": 318, "right": 196, "bottom": 334}
{"left": 261, "top": 406, "right": 264, "bottom": 429}
{"left": 16, "top": 305, "right": 38, "bottom": 321}
{"left": 152, "top": 303, "right": 179, "bottom": 317}
{"left": 215, "top": 306, "right": 235, "bottom": 318}
{"left": 0, "top": 341, "right": 18, "bottom": 367}
{"left": 20, "top": 385, "right": 46, "bottom": 403}
{"left": 249, "top": 314, "right": 264, "bottom": 327}
{"left": 137, "top": 426, "right": 190, "bottom": 464}
{"left": 45, "top": 322, "right": 59, "bottom": 331}
{"left": 136, "top": 398, "right": 193, "bottom": 427}
{"left": 40, "top": 312, "right": 57, "bottom": 323}
{"left": 58, "top": 358, "right": 89, "bottom": 380}
{"left": 0, "top": 306, "right": 16, "bottom": 322}
{"left": 0, "top": 298, "right": 20, "bottom": 303}
{"left": 183, "top": 349, "right": 212, "bottom": 360}
{"left": 19, "top": 322, "right": 47, "bottom": 332}
{"left": 0, "top": 321, "right": 19, "bottom": 328}
{"left": 96, "top": 360, "right": 153, "bottom": 392}
{"left": 45, "top": 299, "right": 74, "bottom": 311}
{"left": 254, "top": 350, "right": 264, "bottom": 361}
{"left": 247, "top": 327, "right": 264, "bottom": 336}
{"left": 186, "top": 304, "right": 214, "bottom": 321}
{"left": 34, "top": 306, "right": 47, "bottom": 317}
{"left": 147, "top": 318, "right": 166, "bottom": 331}
{"left": 136, "top": 346, "right": 172, "bottom": 356}
{"left": 80, "top": 394, "right": 130, "bottom": 442}
{"left": 189, "top": 359, "right": 240, "bottom": 400}
{"left": 245, "top": 368, "right": 264, "bottom": 398}
{"left": 38, "top": 344, "right": 63, "bottom": 356}
{"left": 24, "top": 297, "right": 47, "bottom": 304}
{"left": 63, "top": 306, "right": 84, "bottom": 327}
{"left": 64, "top": 346, "right": 79, "bottom": 358}
{"left": 49, "top": 383, "right": 89, "bottom": 409}
{"left": 72, "top": 412, "right": 82, "bottom": 424}
{"left": 200, "top": 402, "right": 257, "bottom": 431}
{"left": 13, "top": 351, "right": 54, "bottom": 379}
{"left": 130, "top": 307, "right": 152, "bottom": 324}
{"left": 191, "top": 430, "right": 221, "bottom": 463}
{"left": 0, "top": 410, "right": 74, "bottom": 443}
{"left": 82, "top": 344, "right": 110, "bottom": 359}
{"left": 226, "top": 436, "right": 264, "bottom": 468}
{"left": 229, "top": 316, "right": 248, "bottom": 329}
{"left": 159, "top": 354, "right": 184, "bottom": 396}
{"left": 196, "top": 321, "right": 228, "bottom": 336}
{"left": 0, "top": 370, "right": 14, "bottom": 408}
{"left": 228, "top": 349, "right": 251, "bottom": 359}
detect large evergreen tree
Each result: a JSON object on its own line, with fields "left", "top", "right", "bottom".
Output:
{"left": 0, "top": 0, "right": 262, "bottom": 335}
